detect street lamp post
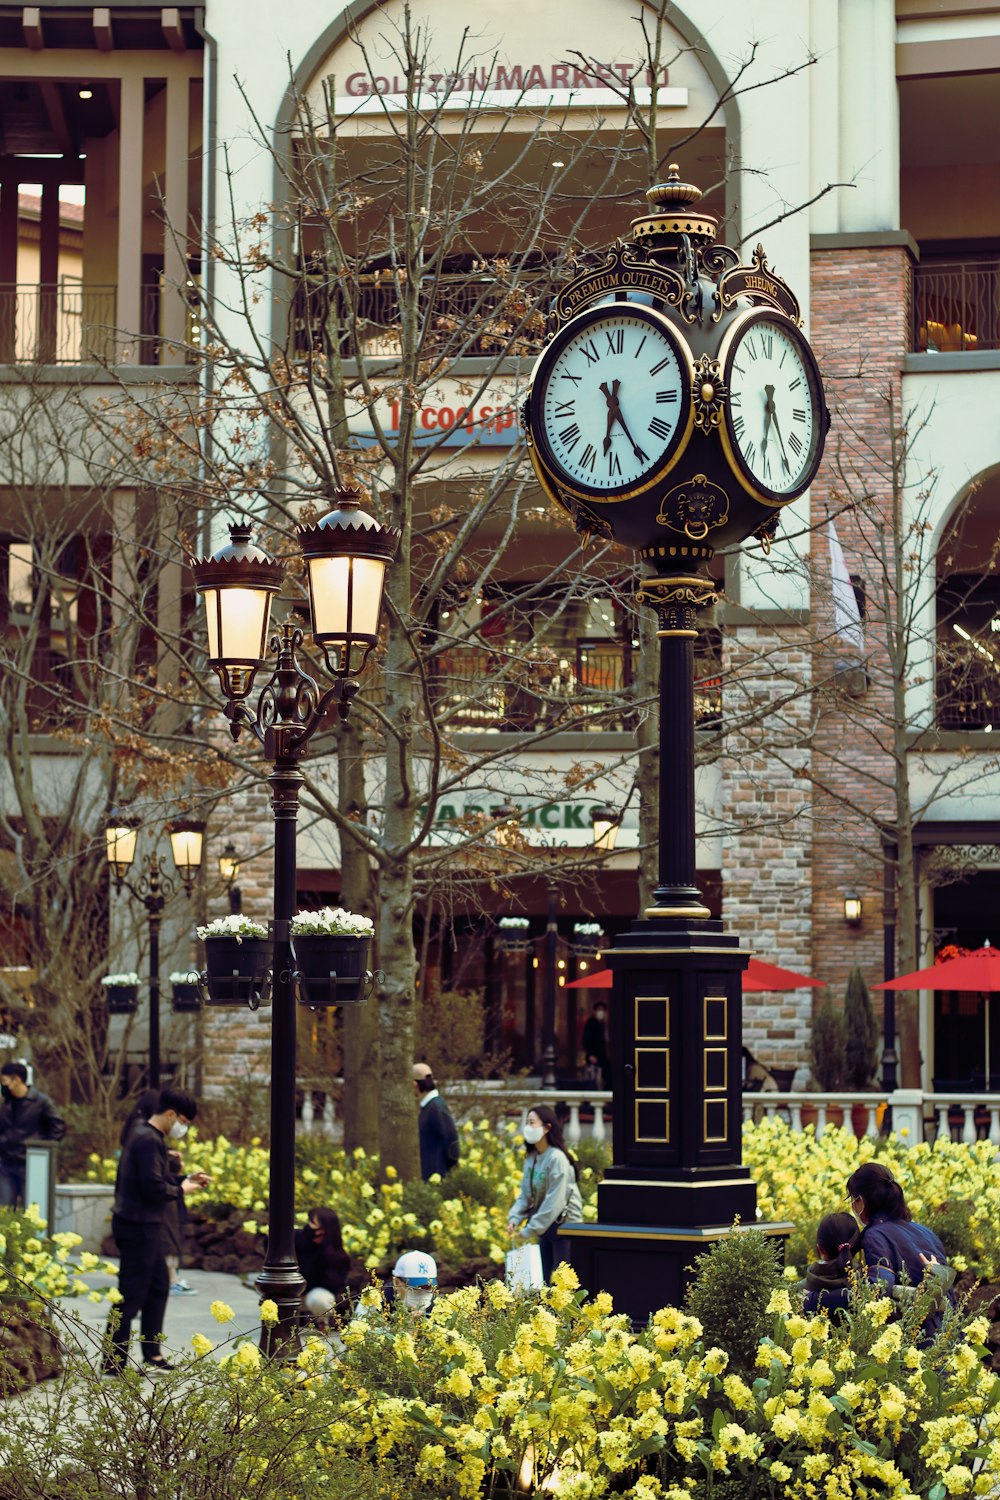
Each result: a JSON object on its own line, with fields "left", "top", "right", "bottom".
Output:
{"left": 105, "top": 818, "right": 205, "bottom": 1089}
{"left": 191, "top": 488, "right": 398, "bottom": 1359}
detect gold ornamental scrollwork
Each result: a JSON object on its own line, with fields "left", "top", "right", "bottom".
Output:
{"left": 636, "top": 574, "right": 719, "bottom": 612}
{"left": 712, "top": 243, "right": 802, "bottom": 325}
{"left": 691, "top": 355, "right": 726, "bottom": 434}
{"left": 550, "top": 240, "right": 690, "bottom": 328}
{"left": 654, "top": 473, "right": 731, "bottom": 541}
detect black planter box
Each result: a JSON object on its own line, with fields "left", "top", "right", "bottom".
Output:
{"left": 105, "top": 983, "right": 139, "bottom": 1015}
{"left": 202, "top": 937, "right": 273, "bottom": 1008}
{"left": 171, "top": 981, "right": 202, "bottom": 1013}
{"left": 293, "top": 934, "right": 370, "bottom": 1007}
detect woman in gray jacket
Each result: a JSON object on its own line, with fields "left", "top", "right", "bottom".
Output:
{"left": 507, "top": 1103, "right": 584, "bottom": 1283}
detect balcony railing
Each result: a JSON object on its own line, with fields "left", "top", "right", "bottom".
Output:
{"left": 936, "top": 646, "right": 998, "bottom": 730}
{"left": 912, "top": 258, "right": 1000, "bottom": 353}
{"left": 0, "top": 283, "right": 116, "bottom": 364}
{"left": 420, "top": 638, "right": 723, "bottom": 732}
{"left": 292, "top": 264, "right": 562, "bottom": 359}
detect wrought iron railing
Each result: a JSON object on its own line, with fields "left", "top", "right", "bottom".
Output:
{"left": 418, "top": 638, "right": 723, "bottom": 731}
{"left": 912, "top": 258, "right": 1000, "bottom": 353}
{"left": 292, "top": 264, "right": 562, "bottom": 358}
{"left": 936, "top": 646, "right": 999, "bottom": 730}
{"left": 0, "top": 283, "right": 117, "bottom": 364}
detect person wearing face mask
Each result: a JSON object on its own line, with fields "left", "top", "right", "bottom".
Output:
{"left": 413, "top": 1063, "right": 460, "bottom": 1180}
{"left": 507, "top": 1104, "right": 584, "bottom": 1284}
{"left": 0, "top": 1060, "right": 67, "bottom": 1208}
{"left": 294, "top": 1206, "right": 352, "bottom": 1330}
{"left": 390, "top": 1251, "right": 437, "bottom": 1316}
{"left": 102, "top": 1086, "right": 210, "bottom": 1375}
{"left": 580, "top": 1003, "right": 611, "bottom": 1089}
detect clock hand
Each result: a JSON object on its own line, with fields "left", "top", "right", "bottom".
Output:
{"left": 598, "top": 379, "right": 647, "bottom": 464}
{"left": 768, "top": 405, "right": 791, "bottom": 474}
{"left": 599, "top": 379, "right": 620, "bottom": 454}
{"left": 762, "top": 385, "right": 774, "bottom": 461}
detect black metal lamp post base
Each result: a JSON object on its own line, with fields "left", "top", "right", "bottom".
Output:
{"left": 564, "top": 1220, "right": 793, "bottom": 1325}
{"left": 563, "top": 912, "right": 790, "bottom": 1326}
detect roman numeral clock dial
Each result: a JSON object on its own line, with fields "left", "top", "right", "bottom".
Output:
{"left": 527, "top": 304, "right": 694, "bottom": 500}
{"left": 720, "top": 311, "right": 828, "bottom": 504}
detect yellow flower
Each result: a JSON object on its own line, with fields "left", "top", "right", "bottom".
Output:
{"left": 766, "top": 1288, "right": 792, "bottom": 1315}
{"left": 210, "top": 1300, "right": 235, "bottom": 1325}
{"left": 234, "top": 1341, "right": 262, "bottom": 1370}
{"left": 259, "top": 1299, "right": 279, "bottom": 1324}
{"left": 192, "top": 1332, "right": 214, "bottom": 1356}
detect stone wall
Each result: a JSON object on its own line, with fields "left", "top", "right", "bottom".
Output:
{"left": 719, "top": 622, "right": 813, "bottom": 1076}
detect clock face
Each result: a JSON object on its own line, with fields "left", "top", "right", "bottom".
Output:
{"left": 529, "top": 304, "right": 692, "bottom": 499}
{"left": 721, "top": 313, "right": 827, "bottom": 502}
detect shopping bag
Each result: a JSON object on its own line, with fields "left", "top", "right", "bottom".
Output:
{"left": 505, "top": 1242, "right": 545, "bottom": 1292}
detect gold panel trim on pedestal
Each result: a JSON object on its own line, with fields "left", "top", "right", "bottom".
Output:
{"left": 703, "top": 1098, "right": 728, "bottom": 1143}
{"left": 703, "top": 993, "right": 728, "bottom": 1040}
{"left": 634, "top": 995, "right": 670, "bottom": 1041}
{"left": 703, "top": 1047, "right": 728, "bottom": 1092}
{"left": 635, "top": 1047, "right": 670, "bottom": 1093}
{"left": 635, "top": 1098, "right": 670, "bottom": 1143}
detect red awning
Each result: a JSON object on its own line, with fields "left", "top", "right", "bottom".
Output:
{"left": 873, "top": 946, "right": 1000, "bottom": 991}
{"left": 565, "top": 957, "right": 825, "bottom": 992}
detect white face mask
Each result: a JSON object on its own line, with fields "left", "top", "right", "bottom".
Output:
{"left": 523, "top": 1123, "right": 545, "bottom": 1145}
{"left": 169, "top": 1120, "right": 189, "bottom": 1141}
{"left": 403, "top": 1286, "right": 434, "bottom": 1313}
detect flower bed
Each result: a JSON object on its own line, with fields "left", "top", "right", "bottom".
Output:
{"left": 2, "top": 1262, "right": 998, "bottom": 1497}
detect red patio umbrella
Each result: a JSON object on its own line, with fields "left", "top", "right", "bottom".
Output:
{"left": 872, "top": 945, "right": 1000, "bottom": 992}
{"left": 566, "top": 958, "right": 825, "bottom": 992}
{"left": 873, "top": 945, "right": 1000, "bottom": 1088}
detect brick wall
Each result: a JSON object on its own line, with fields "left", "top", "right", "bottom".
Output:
{"left": 807, "top": 243, "right": 913, "bottom": 1026}
{"left": 201, "top": 775, "right": 277, "bottom": 1098}
{"left": 720, "top": 623, "right": 813, "bottom": 1074}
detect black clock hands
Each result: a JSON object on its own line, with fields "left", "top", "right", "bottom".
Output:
{"left": 763, "top": 385, "right": 790, "bottom": 475}
{"left": 599, "top": 379, "right": 648, "bottom": 465}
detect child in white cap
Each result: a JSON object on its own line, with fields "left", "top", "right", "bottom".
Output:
{"left": 391, "top": 1250, "right": 437, "bottom": 1316}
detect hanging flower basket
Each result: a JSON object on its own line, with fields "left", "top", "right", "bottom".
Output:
{"left": 290, "top": 908, "right": 375, "bottom": 1008}
{"left": 102, "top": 972, "right": 139, "bottom": 1015}
{"left": 293, "top": 934, "right": 371, "bottom": 1008}
{"left": 197, "top": 918, "right": 272, "bottom": 1009}
{"left": 169, "top": 971, "right": 202, "bottom": 1014}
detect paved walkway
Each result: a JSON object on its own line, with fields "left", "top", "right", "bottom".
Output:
{"left": 57, "top": 1264, "right": 265, "bottom": 1368}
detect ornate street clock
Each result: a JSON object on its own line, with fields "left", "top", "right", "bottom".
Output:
{"left": 528, "top": 303, "right": 694, "bottom": 500}
{"left": 519, "top": 168, "right": 832, "bottom": 1322}
{"left": 524, "top": 166, "right": 830, "bottom": 557}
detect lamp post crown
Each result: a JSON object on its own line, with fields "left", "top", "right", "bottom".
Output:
{"left": 192, "top": 521, "right": 285, "bottom": 581}
{"left": 298, "top": 487, "right": 401, "bottom": 559}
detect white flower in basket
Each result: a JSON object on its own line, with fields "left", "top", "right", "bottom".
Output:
{"left": 196, "top": 915, "right": 268, "bottom": 943}
{"left": 573, "top": 922, "right": 603, "bottom": 938}
{"left": 290, "top": 906, "right": 374, "bottom": 938}
{"left": 498, "top": 916, "right": 531, "bottom": 931}
{"left": 102, "top": 972, "right": 140, "bottom": 986}
{"left": 169, "top": 971, "right": 200, "bottom": 984}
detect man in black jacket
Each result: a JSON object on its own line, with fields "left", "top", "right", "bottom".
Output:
{"left": 0, "top": 1061, "right": 66, "bottom": 1208}
{"left": 102, "top": 1086, "right": 210, "bottom": 1374}
{"left": 413, "top": 1063, "right": 460, "bottom": 1180}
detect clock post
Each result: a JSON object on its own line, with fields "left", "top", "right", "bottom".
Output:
{"left": 523, "top": 169, "right": 828, "bottom": 1322}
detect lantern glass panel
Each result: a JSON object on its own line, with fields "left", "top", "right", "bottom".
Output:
{"left": 309, "top": 555, "right": 387, "bottom": 643}
{"left": 106, "top": 824, "right": 137, "bottom": 870}
{"left": 170, "top": 826, "right": 204, "bottom": 876}
{"left": 203, "top": 584, "right": 273, "bottom": 664}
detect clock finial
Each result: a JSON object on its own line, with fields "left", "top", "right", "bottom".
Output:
{"left": 631, "top": 164, "right": 718, "bottom": 254}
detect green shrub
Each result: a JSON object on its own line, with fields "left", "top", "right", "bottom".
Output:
{"left": 810, "top": 996, "right": 845, "bottom": 1089}
{"left": 843, "top": 966, "right": 880, "bottom": 1088}
{"left": 438, "top": 1162, "right": 501, "bottom": 1207}
{"left": 685, "top": 1225, "right": 783, "bottom": 1376}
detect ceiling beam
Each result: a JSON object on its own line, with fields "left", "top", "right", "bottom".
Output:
{"left": 93, "top": 7, "right": 113, "bottom": 52}
{"left": 22, "top": 6, "right": 44, "bottom": 49}
{"left": 39, "top": 81, "right": 75, "bottom": 156}
{"left": 161, "top": 7, "right": 186, "bottom": 52}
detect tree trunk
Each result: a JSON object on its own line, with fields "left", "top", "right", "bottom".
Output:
{"left": 337, "top": 713, "right": 380, "bottom": 1155}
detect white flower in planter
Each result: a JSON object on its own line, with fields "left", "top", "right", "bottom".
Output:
{"left": 196, "top": 915, "right": 268, "bottom": 943}
{"left": 290, "top": 906, "right": 374, "bottom": 938}
{"left": 169, "top": 971, "right": 200, "bottom": 985}
{"left": 498, "top": 916, "right": 531, "bottom": 931}
{"left": 101, "top": 972, "right": 140, "bottom": 987}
